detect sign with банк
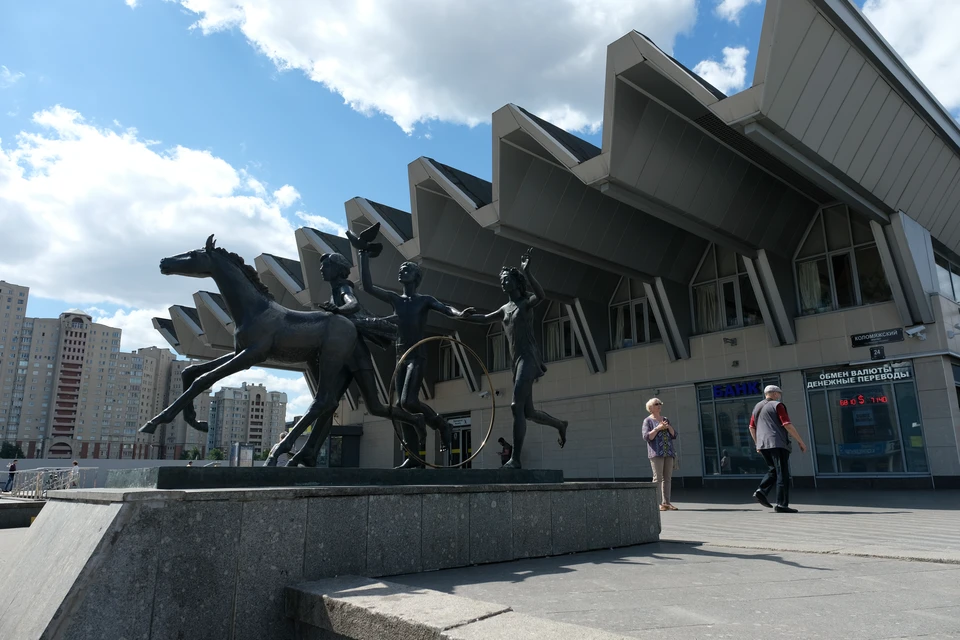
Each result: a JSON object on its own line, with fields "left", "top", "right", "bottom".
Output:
{"left": 851, "top": 328, "right": 903, "bottom": 348}
{"left": 713, "top": 379, "right": 762, "bottom": 399}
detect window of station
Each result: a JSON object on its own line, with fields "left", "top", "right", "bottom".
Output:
{"left": 487, "top": 324, "right": 508, "bottom": 372}
{"left": 804, "top": 362, "right": 927, "bottom": 475}
{"left": 690, "top": 244, "right": 762, "bottom": 334}
{"left": 698, "top": 376, "right": 781, "bottom": 476}
{"left": 934, "top": 252, "right": 960, "bottom": 303}
{"left": 609, "top": 277, "right": 660, "bottom": 349}
{"left": 543, "top": 302, "right": 581, "bottom": 362}
{"left": 795, "top": 205, "right": 892, "bottom": 315}
{"left": 439, "top": 341, "right": 462, "bottom": 381}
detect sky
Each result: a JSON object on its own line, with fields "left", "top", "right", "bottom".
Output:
{"left": 1, "top": 0, "right": 957, "bottom": 415}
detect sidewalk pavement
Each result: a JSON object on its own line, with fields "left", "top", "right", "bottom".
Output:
{"left": 390, "top": 489, "right": 960, "bottom": 639}
{"left": 660, "top": 488, "right": 960, "bottom": 563}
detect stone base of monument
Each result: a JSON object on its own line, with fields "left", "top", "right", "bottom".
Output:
{"left": 0, "top": 480, "right": 659, "bottom": 640}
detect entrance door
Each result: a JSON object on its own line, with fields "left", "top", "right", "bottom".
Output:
{"left": 444, "top": 414, "right": 472, "bottom": 468}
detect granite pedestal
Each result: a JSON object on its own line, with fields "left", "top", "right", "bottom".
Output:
{"left": 0, "top": 481, "right": 660, "bottom": 640}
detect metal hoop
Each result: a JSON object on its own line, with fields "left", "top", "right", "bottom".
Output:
{"left": 388, "top": 335, "right": 496, "bottom": 469}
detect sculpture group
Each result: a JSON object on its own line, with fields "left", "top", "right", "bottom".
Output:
{"left": 141, "top": 227, "right": 568, "bottom": 468}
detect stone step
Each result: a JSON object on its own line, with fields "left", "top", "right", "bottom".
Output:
{"left": 286, "top": 576, "right": 635, "bottom": 640}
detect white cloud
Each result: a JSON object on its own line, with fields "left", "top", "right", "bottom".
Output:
{"left": 0, "top": 106, "right": 345, "bottom": 317}
{"left": 0, "top": 65, "right": 25, "bottom": 89}
{"left": 215, "top": 367, "right": 313, "bottom": 417}
{"left": 272, "top": 184, "right": 300, "bottom": 208}
{"left": 88, "top": 306, "right": 175, "bottom": 351}
{"left": 125, "top": 0, "right": 138, "bottom": 7}
{"left": 175, "top": 0, "right": 698, "bottom": 133}
{"left": 714, "top": 0, "right": 762, "bottom": 24}
{"left": 863, "top": 0, "right": 960, "bottom": 115}
{"left": 296, "top": 211, "right": 346, "bottom": 236}
{"left": 693, "top": 46, "right": 750, "bottom": 95}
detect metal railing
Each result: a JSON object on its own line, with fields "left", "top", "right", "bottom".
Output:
{"left": 3, "top": 467, "right": 99, "bottom": 500}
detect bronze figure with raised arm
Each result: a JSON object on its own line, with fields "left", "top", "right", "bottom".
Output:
{"left": 459, "top": 248, "right": 567, "bottom": 469}
{"left": 347, "top": 223, "right": 473, "bottom": 468}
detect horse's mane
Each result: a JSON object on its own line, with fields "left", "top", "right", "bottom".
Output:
{"left": 212, "top": 247, "right": 275, "bottom": 300}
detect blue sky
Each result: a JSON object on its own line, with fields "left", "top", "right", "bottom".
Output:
{"left": 2, "top": 0, "right": 950, "bottom": 409}
{"left": 0, "top": 0, "right": 765, "bottom": 324}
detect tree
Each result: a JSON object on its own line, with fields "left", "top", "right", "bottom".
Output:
{"left": 0, "top": 442, "right": 25, "bottom": 459}
{"left": 206, "top": 448, "right": 225, "bottom": 460}
{"left": 254, "top": 449, "right": 271, "bottom": 461}
{"left": 180, "top": 447, "right": 203, "bottom": 460}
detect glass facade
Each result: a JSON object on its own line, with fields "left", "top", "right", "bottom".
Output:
{"left": 698, "top": 376, "right": 781, "bottom": 476}
{"left": 804, "top": 362, "right": 927, "bottom": 475}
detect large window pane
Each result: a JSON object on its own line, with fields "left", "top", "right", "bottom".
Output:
{"left": 694, "top": 283, "right": 721, "bottom": 333}
{"left": 894, "top": 383, "right": 928, "bottom": 473}
{"left": 632, "top": 301, "right": 647, "bottom": 344}
{"left": 721, "top": 280, "right": 739, "bottom": 328}
{"left": 694, "top": 246, "right": 717, "bottom": 283}
{"left": 739, "top": 274, "right": 762, "bottom": 326}
{"left": 717, "top": 245, "right": 738, "bottom": 278}
{"left": 855, "top": 246, "right": 892, "bottom": 304}
{"left": 807, "top": 390, "right": 837, "bottom": 473}
{"left": 827, "top": 385, "right": 903, "bottom": 473}
{"left": 610, "top": 304, "right": 631, "bottom": 349}
{"left": 850, "top": 212, "right": 874, "bottom": 245}
{"left": 825, "top": 206, "right": 852, "bottom": 251}
{"left": 798, "top": 258, "right": 832, "bottom": 314}
{"left": 649, "top": 304, "right": 662, "bottom": 342}
{"left": 699, "top": 402, "right": 719, "bottom": 476}
{"left": 797, "top": 215, "right": 826, "bottom": 258}
{"left": 715, "top": 398, "right": 767, "bottom": 475}
{"left": 952, "top": 265, "right": 960, "bottom": 305}
{"left": 831, "top": 252, "right": 856, "bottom": 308}
{"left": 935, "top": 255, "right": 954, "bottom": 299}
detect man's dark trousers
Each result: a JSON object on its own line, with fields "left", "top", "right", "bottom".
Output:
{"left": 757, "top": 447, "right": 791, "bottom": 508}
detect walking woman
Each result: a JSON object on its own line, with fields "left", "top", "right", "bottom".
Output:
{"left": 642, "top": 397, "right": 678, "bottom": 511}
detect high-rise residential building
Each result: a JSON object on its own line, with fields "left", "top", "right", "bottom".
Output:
{"left": 162, "top": 359, "right": 212, "bottom": 460}
{"left": 208, "top": 383, "right": 286, "bottom": 457}
{"left": 0, "top": 281, "right": 216, "bottom": 459}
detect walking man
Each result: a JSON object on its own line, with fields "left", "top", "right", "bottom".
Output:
{"left": 749, "top": 385, "right": 807, "bottom": 513}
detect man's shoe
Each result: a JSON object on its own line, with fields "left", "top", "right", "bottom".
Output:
{"left": 774, "top": 506, "right": 798, "bottom": 513}
{"left": 753, "top": 490, "right": 772, "bottom": 508}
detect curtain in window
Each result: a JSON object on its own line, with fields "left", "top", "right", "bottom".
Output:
{"left": 798, "top": 260, "right": 822, "bottom": 313}
{"left": 612, "top": 305, "right": 625, "bottom": 349}
{"left": 694, "top": 284, "right": 721, "bottom": 333}
{"left": 545, "top": 321, "right": 562, "bottom": 362}
{"left": 490, "top": 333, "right": 507, "bottom": 371}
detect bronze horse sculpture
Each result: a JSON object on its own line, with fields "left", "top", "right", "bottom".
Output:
{"left": 140, "top": 235, "right": 358, "bottom": 466}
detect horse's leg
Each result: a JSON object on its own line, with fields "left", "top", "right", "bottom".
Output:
{"left": 286, "top": 368, "right": 351, "bottom": 467}
{"left": 264, "top": 413, "right": 311, "bottom": 467}
{"left": 180, "top": 353, "right": 234, "bottom": 431}
{"left": 280, "top": 368, "right": 351, "bottom": 467}
{"left": 140, "top": 348, "right": 265, "bottom": 433}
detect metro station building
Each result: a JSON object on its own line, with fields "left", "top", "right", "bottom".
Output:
{"left": 157, "top": 0, "right": 960, "bottom": 488}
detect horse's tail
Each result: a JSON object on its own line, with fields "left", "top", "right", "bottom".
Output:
{"left": 352, "top": 316, "right": 397, "bottom": 350}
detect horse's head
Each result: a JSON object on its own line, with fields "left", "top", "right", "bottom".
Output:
{"left": 159, "top": 235, "right": 218, "bottom": 278}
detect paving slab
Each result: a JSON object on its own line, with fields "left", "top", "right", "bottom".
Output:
{"left": 392, "top": 542, "right": 960, "bottom": 639}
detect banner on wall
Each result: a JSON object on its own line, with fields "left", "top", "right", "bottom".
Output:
{"left": 805, "top": 362, "right": 913, "bottom": 390}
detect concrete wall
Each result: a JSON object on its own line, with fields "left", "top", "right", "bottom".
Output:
{"left": 351, "top": 299, "right": 960, "bottom": 484}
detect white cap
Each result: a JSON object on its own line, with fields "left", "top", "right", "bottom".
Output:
{"left": 764, "top": 385, "right": 782, "bottom": 395}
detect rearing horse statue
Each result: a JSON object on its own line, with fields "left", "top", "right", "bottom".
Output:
{"left": 140, "top": 235, "right": 357, "bottom": 465}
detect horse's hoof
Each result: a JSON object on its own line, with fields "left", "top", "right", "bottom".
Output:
{"left": 502, "top": 458, "right": 522, "bottom": 469}
{"left": 191, "top": 420, "right": 209, "bottom": 433}
{"left": 139, "top": 421, "right": 157, "bottom": 434}
{"left": 263, "top": 457, "right": 277, "bottom": 467}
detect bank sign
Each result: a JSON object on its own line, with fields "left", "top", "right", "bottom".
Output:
{"left": 805, "top": 362, "right": 913, "bottom": 390}
{"left": 713, "top": 380, "right": 763, "bottom": 398}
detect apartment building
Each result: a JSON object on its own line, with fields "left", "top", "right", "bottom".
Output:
{"left": 208, "top": 383, "right": 286, "bottom": 457}
{"left": 161, "top": 358, "right": 213, "bottom": 460}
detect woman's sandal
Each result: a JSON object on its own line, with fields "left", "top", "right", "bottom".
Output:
{"left": 659, "top": 504, "right": 669, "bottom": 511}
{"left": 665, "top": 504, "right": 679, "bottom": 510}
